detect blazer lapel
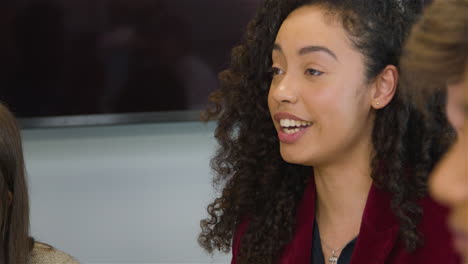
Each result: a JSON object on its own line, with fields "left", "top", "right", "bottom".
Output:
{"left": 350, "top": 185, "right": 400, "bottom": 264}
{"left": 279, "top": 173, "right": 316, "bottom": 264}
{"left": 279, "top": 176, "right": 400, "bottom": 264}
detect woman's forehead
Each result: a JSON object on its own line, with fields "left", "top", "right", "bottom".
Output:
{"left": 274, "top": 5, "right": 356, "bottom": 60}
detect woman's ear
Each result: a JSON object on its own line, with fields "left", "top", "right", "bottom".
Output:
{"left": 371, "top": 65, "right": 399, "bottom": 109}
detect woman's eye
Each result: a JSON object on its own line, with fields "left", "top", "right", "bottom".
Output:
{"left": 271, "top": 67, "right": 284, "bottom": 76}
{"left": 306, "top": 69, "right": 323, "bottom": 76}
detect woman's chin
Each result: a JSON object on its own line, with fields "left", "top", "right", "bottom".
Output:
{"left": 279, "top": 150, "right": 316, "bottom": 167}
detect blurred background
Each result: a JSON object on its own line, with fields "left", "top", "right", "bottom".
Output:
{"left": 0, "top": 0, "right": 263, "bottom": 263}
{"left": 0, "top": 0, "right": 261, "bottom": 118}
{"left": 23, "top": 121, "right": 228, "bottom": 264}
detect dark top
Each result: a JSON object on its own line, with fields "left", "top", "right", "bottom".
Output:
{"left": 311, "top": 220, "right": 357, "bottom": 264}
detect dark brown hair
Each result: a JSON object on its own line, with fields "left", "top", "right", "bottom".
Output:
{"left": 0, "top": 103, "right": 33, "bottom": 264}
{"left": 199, "top": 0, "right": 453, "bottom": 263}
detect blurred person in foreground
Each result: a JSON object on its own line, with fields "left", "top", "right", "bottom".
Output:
{"left": 401, "top": 0, "right": 468, "bottom": 262}
{"left": 0, "top": 103, "right": 79, "bottom": 264}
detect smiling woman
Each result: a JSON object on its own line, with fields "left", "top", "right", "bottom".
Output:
{"left": 199, "top": 0, "right": 460, "bottom": 264}
{"left": 268, "top": 5, "right": 380, "bottom": 167}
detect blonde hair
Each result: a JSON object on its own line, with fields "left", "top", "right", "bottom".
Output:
{"left": 401, "top": 0, "right": 468, "bottom": 108}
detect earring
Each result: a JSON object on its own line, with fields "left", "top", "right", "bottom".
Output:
{"left": 375, "top": 100, "right": 380, "bottom": 106}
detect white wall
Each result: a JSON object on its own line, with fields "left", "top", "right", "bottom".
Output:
{"left": 21, "top": 121, "right": 230, "bottom": 264}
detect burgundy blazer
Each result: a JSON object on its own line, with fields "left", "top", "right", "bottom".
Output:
{"left": 232, "top": 177, "right": 461, "bottom": 264}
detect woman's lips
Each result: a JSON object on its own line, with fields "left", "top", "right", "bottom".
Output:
{"left": 449, "top": 207, "right": 468, "bottom": 259}
{"left": 452, "top": 229, "right": 468, "bottom": 257}
{"left": 273, "top": 112, "right": 310, "bottom": 123}
{"left": 273, "top": 112, "right": 313, "bottom": 144}
{"left": 277, "top": 125, "right": 311, "bottom": 143}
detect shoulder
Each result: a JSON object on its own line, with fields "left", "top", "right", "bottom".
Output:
{"left": 390, "top": 196, "right": 460, "bottom": 263}
{"left": 232, "top": 217, "right": 251, "bottom": 264}
{"left": 382, "top": 195, "right": 462, "bottom": 263}
{"left": 28, "top": 242, "right": 80, "bottom": 264}
{"left": 417, "top": 197, "right": 460, "bottom": 262}
{"left": 418, "top": 196, "right": 454, "bottom": 248}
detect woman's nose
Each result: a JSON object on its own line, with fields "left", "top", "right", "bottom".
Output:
{"left": 270, "top": 74, "right": 299, "bottom": 104}
{"left": 429, "top": 133, "right": 468, "bottom": 207}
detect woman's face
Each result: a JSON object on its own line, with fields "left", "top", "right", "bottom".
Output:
{"left": 268, "top": 5, "right": 375, "bottom": 166}
{"left": 430, "top": 63, "right": 468, "bottom": 262}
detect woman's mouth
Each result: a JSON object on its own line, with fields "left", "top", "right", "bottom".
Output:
{"left": 452, "top": 229, "right": 468, "bottom": 258}
{"left": 277, "top": 118, "right": 313, "bottom": 143}
{"left": 449, "top": 207, "right": 468, "bottom": 260}
{"left": 280, "top": 119, "right": 313, "bottom": 134}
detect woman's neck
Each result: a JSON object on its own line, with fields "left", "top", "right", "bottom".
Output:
{"left": 313, "top": 149, "right": 373, "bottom": 242}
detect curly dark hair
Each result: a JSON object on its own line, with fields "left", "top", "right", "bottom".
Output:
{"left": 199, "top": 0, "right": 454, "bottom": 263}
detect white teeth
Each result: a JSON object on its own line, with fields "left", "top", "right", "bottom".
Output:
{"left": 282, "top": 127, "right": 306, "bottom": 134}
{"left": 279, "top": 119, "right": 312, "bottom": 128}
